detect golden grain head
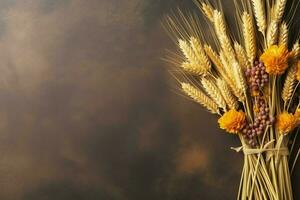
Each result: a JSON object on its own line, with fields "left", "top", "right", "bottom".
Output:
{"left": 251, "top": 0, "right": 266, "bottom": 34}
{"left": 282, "top": 65, "right": 296, "bottom": 103}
{"left": 242, "top": 12, "right": 256, "bottom": 64}
{"left": 201, "top": 3, "right": 214, "bottom": 22}
{"left": 190, "top": 37, "right": 211, "bottom": 71}
{"left": 201, "top": 78, "right": 227, "bottom": 110}
{"left": 234, "top": 42, "right": 251, "bottom": 70}
{"left": 279, "top": 22, "right": 288, "bottom": 47}
{"left": 181, "top": 82, "right": 219, "bottom": 114}
{"left": 273, "top": 0, "right": 287, "bottom": 23}
{"left": 217, "top": 78, "right": 238, "bottom": 110}
{"left": 204, "top": 44, "right": 223, "bottom": 70}
{"left": 267, "top": 21, "right": 279, "bottom": 47}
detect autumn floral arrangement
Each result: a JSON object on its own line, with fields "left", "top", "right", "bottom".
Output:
{"left": 164, "top": 0, "right": 300, "bottom": 199}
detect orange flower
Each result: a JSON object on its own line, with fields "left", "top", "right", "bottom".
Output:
{"left": 260, "top": 45, "right": 290, "bottom": 75}
{"left": 218, "top": 109, "right": 246, "bottom": 134}
{"left": 296, "top": 61, "right": 300, "bottom": 81}
{"left": 276, "top": 112, "right": 297, "bottom": 134}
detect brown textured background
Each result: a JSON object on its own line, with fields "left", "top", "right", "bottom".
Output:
{"left": 0, "top": 0, "right": 299, "bottom": 199}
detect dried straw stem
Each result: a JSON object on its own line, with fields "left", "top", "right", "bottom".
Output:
{"left": 251, "top": 0, "right": 266, "bottom": 34}
{"left": 181, "top": 82, "right": 219, "bottom": 113}
{"left": 242, "top": 12, "right": 256, "bottom": 64}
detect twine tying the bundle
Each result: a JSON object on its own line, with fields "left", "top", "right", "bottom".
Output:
{"left": 231, "top": 139, "right": 289, "bottom": 161}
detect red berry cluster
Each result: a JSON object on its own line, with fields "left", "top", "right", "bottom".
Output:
{"left": 245, "top": 60, "right": 269, "bottom": 95}
{"left": 242, "top": 60, "right": 274, "bottom": 147}
{"left": 242, "top": 98, "right": 275, "bottom": 147}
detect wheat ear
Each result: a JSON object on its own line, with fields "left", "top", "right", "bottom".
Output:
{"left": 282, "top": 65, "right": 296, "bottom": 103}
{"left": 251, "top": 0, "right": 266, "bottom": 34}
{"left": 181, "top": 62, "right": 207, "bottom": 76}
{"left": 181, "top": 83, "right": 219, "bottom": 114}
{"left": 267, "top": 21, "right": 278, "bottom": 47}
{"left": 201, "top": 3, "right": 214, "bottom": 22}
{"left": 213, "top": 10, "right": 235, "bottom": 60}
{"left": 273, "top": 0, "right": 287, "bottom": 23}
{"left": 290, "top": 42, "right": 300, "bottom": 58}
{"left": 179, "top": 39, "right": 196, "bottom": 63}
{"left": 204, "top": 44, "right": 223, "bottom": 70}
{"left": 232, "top": 62, "right": 247, "bottom": 101}
{"left": 217, "top": 79, "right": 238, "bottom": 109}
{"left": 213, "top": 10, "right": 227, "bottom": 36}
{"left": 190, "top": 37, "right": 211, "bottom": 71}
{"left": 178, "top": 39, "right": 207, "bottom": 76}
{"left": 279, "top": 22, "right": 288, "bottom": 47}
{"left": 201, "top": 78, "right": 227, "bottom": 110}
{"left": 219, "top": 50, "right": 244, "bottom": 100}
{"left": 242, "top": 12, "right": 256, "bottom": 64}
{"left": 234, "top": 42, "right": 251, "bottom": 70}
{"left": 219, "top": 50, "right": 232, "bottom": 75}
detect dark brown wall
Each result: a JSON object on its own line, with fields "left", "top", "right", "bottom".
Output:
{"left": 0, "top": 0, "right": 298, "bottom": 199}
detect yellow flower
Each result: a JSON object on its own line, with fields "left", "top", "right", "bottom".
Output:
{"left": 260, "top": 45, "right": 290, "bottom": 75}
{"left": 276, "top": 112, "right": 297, "bottom": 134}
{"left": 296, "top": 61, "right": 300, "bottom": 81}
{"left": 218, "top": 109, "right": 246, "bottom": 134}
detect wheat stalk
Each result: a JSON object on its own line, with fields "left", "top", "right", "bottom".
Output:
{"left": 233, "top": 62, "right": 247, "bottom": 100}
{"left": 179, "top": 39, "right": 197, "bottom": 63}
{"left": 282, "top": 65, "right": 296, "bottom": 103}
{"left": 251, "top": 0, "right": 266, "bottom": 34}
{"left": 234, "top": 42, "right": 251, "bottom": 70}
{"left": 243, "top": 12, "right": 256, "bottom": 64}
{"left": 219, "top": 50, "right": 232, "bottom": 75}
{"left": 213, "top": 10, "right": 236, "bottom": 60}
{"left": 221, "top": 35, "right": 237, "bottom": 61}
{"left": 181, "top": 82, "right": 219, "bottom": 114}
{"left": 179, "top": 39, "right": 209, "bottom": 76}
{"left": 217, "top": 78, "right": 238, "bottom": 109}
{"left": 273, "top": 0, "right": 287, "bottom": 23}
{"left": 219, "top": 49, "right": 243, "bottom": 101}
{"left": 211, "top": 50, "right": 239, "bottom": 97}
{"left": 279, "top": 22, "right": 288, "bottom": 47}
{"left": 201, "top": 78, "right": 227, "bottom": 110}
{"left": 204, "top": 44, "right": 223, "bottom": 70}
{"left": 190, "top": 37, "right": 211, "bottom": 71}
{"left": 181, "top": 62, "right": 207, "bottom": 76}
{"left": 290, "top": 42, "right": 300, "bottom": 58}
{"left": 213, "top": 10, "right": 227, "bottom": 36}
{"left": 214, "top": 60, "right": 241, "bottom": 101}
{"left": 201, "top": 3, "right": 214, "bottom": 22}
{"left": 267, "top": 21, "right": 279, "bottom": 47}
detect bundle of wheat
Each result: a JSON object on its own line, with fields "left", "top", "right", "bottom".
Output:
{"left": 164, "top": 0, "right": 300, "bottom": 199}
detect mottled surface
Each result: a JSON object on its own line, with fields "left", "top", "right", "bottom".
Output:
{"left": 0, "top": 0, "right": 298, "bottom": 199}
